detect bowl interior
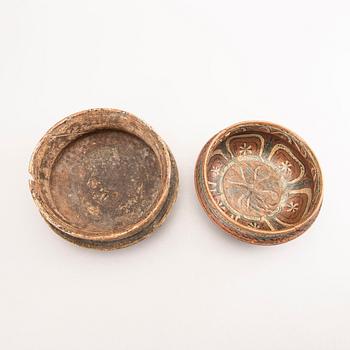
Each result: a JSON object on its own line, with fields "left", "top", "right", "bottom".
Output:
{"left": 206, "top": 123, "right": 322, "bottom": 232}
{"left": 50, "top": 129, "right": 161, "bottom": 233}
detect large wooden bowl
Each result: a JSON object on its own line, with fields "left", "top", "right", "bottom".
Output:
{"left": 195, "top": 121, "right": 323, "bottom": 245}
{"left": 29, "top": 109, "right": 178, "bottom": 249}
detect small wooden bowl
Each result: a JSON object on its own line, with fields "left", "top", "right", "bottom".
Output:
{"left": 29, "top": 109, "right": 178, "bottom": 249}
{"left": 195, "top": 121, "right": 323, "bottom": 245}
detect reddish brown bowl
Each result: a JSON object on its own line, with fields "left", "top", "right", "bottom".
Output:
{"left": 29, "top": 109, "right": 178, "bottom": 249}
{"left": 195, "top": 121, "right": 323, "bottom": 245}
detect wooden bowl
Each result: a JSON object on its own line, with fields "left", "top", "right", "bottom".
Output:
{"left": 29, "top": 109, "right": 178, "bottom": 249}
{"left": 195, "top": 121, "right": 323, "bottom": 245}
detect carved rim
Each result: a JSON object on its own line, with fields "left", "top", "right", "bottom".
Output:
{"left": 29, "top": 108, "right": 175, "bottom": 243}
{"left": 195, "top": 120, "right": 323, "bottom": 242}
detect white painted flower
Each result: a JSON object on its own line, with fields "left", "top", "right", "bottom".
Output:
{"left": 208, "top": 181, "right": 219, "bottom": 194}
{"left": 210, "top": 165, "right": 221, "bottom": 177}
{"left": 216, "top": 199, "right": 227, "bottom": 211}
{"left": 279, "top": 160, "right": 292, "bottom": 174}
{"left": 249, "top": 222, "right": 260, "bottom": 229}
{"left": 239, "top": 143, "right": 253, "bottom": 156}
{"left": 286, "top": 201, "right": 299, "bottom": 213}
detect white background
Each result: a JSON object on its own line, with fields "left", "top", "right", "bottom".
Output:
{"left": 1, "top": 1, "right": 349, "bottom": 349}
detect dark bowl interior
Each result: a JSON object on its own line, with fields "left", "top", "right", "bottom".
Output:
{"left": 50, "top": 129, "right": 162, "bottom": 233}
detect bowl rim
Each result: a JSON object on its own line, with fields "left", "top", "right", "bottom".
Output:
{"left": 29, "top": 108, "right": 173, "bottom": 242}
{"left": 196, "top": 120, "right": 324, "bottom": 236}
